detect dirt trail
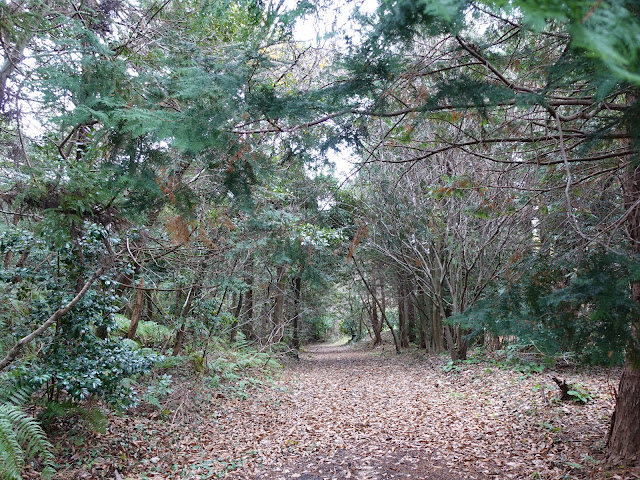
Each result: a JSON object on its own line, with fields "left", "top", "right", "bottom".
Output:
{"left": 97, "top": 342, "right": 621, "bottom": 480}
{"left": 231, "top": 344, "right": 478, "bottom": 480}
{"left": 215, "top": 343, "right": 618, "bottom": 480}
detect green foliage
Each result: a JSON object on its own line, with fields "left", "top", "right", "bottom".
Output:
{"left": 454, "top": 251, "right": 638, "bottom": 365}
{"left": 206, "top": 339, "right": 281, "bottom": 398}
{"left": 0, "top": 380, "right": 36, "bottom": 409}
{"left": 38, "top": 400, "right": 108, "bottom": 434}
{"left": 489, "top": 0, "right": 640, "bottom": 85}
{"left": 142, "top": 374, "right": 174, "bottom": 408}
{"left": 566, "top": 384, "right": 593, "bottom": 404}
{"left": 0, "top": 404, "right": 55, "bottom": 480}
{"left": 365, "top": 0, "right": 640, "bottom": 88}
{"left": 0, "top": 220, "right": 161, "bottom": 406}
{"left": 114, "top": 314, "right": 173, "bottom": 348}
{"left": 443, "top": 360, "right": 461, "bottom": 373}
{"left": 37, "top": 336, "right": 160, "bottom": 407}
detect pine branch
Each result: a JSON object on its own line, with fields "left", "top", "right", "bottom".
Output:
{"left": 231, "top": 99, "right": 627, "bottom": 135}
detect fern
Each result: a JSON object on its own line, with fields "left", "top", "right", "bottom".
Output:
{"left": 38, "top": 400, "right": 107, "bottom": 434}
{"left": 0, "top": 404, "right": 56, "bottom": 480}
{"left": 0, "top": 384, "right": 36, "bottom": 407}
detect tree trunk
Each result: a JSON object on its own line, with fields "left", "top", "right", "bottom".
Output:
{"left": 242, "top": 261, "right": 254, "bottom": 340}
{"left": 414, "top": 288, "right": 432, "bottom": 352}
{"left": 126, "top": 277, "right": 145, "bottom": 340}
{"left": 352, "top": 257, "right": 383, "bottom": 345}
{"left": 145, "top": 289, "right": 154, "bottom": 322}
{"left": 417, "top": 294, "right": 427, "bottom": 349}
{"left": 384, "top": 311, "right": 401, "bottom": 354}
{"left": 371, "top": 297, "right": 382, "bottom": 346}
{"left": 230, "top": 291, "right": 243, "bottom": 343}
{"left": 259, "top": 282, "right": 272, "bottom": 342}
{"left": 605, "top": 92, "right": 640, "bottom": 466}
{"left": 406, "top": 280, "right": 417, "bottom": 344}
{"left": 397, "top": 278, "right": 408, "bottom": 348}
{"left": 445, "top": 325, "right": 458, "bottom": 361}
{"left": 606, "top": 132, "right": 640, "bottom": 465}
{"left": 606, "top": 359, "right": 640, "bottom": 467}
{"left": 291, "top": 276, "right": 301, "bottom": 350}
{"left": 455, "top": 325, "right": 469, "bottom": 361}
{"left": 432, "top": 298, "right": 444, "bottom": 353}
{"left": 272, "top": 264, "right": 286, "bottom": 343}
{"left": 379, "top": 273, "right": 386, "bottom": 322}
{"left": 172, "top": 277, "right": 200, "bottom": 356}
{"left": 367, "top": 262, "right": 400, "bottom": 353}
{"left": 431, "top": 261, "right": 445, "bottom": 354}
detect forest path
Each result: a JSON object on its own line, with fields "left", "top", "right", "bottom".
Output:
{"left": 213, "top": 343, "right": 617, "bottom": 480}
{"left": 118, "top": 342, "right": 617, "bottom": 480}
{"left": 223, "top": 344, "right": 489, "bottom": 479}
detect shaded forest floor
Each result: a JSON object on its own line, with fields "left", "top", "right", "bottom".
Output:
{"left": 47, "top": 342, "right": 640, "bottom": 480}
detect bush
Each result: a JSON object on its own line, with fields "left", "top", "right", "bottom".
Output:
{"left": 453, "top": 251, "right": 638, "bottom": 365}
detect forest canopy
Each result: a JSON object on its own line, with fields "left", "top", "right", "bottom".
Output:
{"left": 0, "top": 0, "right": 639, "bottom": 477}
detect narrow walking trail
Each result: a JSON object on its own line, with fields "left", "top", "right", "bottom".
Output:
{"left": 208, "top": 343, "right": 614, "bottom": 480}
{"left": 231, "top": 344, "right": 475, "bottom": 480}
{"left": 93, "top": 343, "right": 620, "bottom": 480}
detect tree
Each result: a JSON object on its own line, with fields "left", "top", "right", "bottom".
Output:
{"left": 333, "top": 0, "right": 640, "bottom": 465}
{"left": 0, "top": 0, "right": 302, "bottom": 400}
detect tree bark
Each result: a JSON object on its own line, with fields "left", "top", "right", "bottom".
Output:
{"left": 406, "top": 280, "right": 417, "bottom": 344}
{"left": 146, "top": 289, "right": 154, "bottom": 322}
{"left": 431, "top": 261, "right": 445, "bottom": 354}
{"left": 272, "top": 264, "right": 286, "bottom": 343}
{"left": 230, "top": 291, "right": 243, "bottom": 343}
{"left": 605, "top": 93, "right": 640, "bottom": 466}
{"left": 432, "top": 298, "right": 444, "bottom": 353}
{"left": 291, "top": 276, "right": 301, "bottom": 350}
{"left": 352, "top": 257, "right": 399, "bottom": 353}
{"left": 414, "top": 288, "right": 432, "bottom": 352}
{"left": 606, "top": 359, "right": 640, "bottom": 466}
{"left": 370, "top": 295, "right": 382, "bottom": 345}
{"left": 397, "top": 276, "right": 409, "bottom": 348}
{"left": 172, "top": 271, "right": 202, "bottom": 355}
{"left": 126, "top": 277, "right": 145, "bottom": 340}
{"left": 172, "top": 286, "right": 193, "bottom": 356}
{"left": 241, "top": 258, "right": 254, "bottom": 340}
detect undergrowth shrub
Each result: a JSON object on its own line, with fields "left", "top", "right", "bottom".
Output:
{"left": 114, "top": 314, "right": 172, "bottom": 348}
{"left": 452, "top": 251, "right": 639, "bottom": 365}
{"left": 206, "top": 339, "right": 281, "bottom": 397}
{"left": 142, "top": 374, "right": 174, "bottom": 408}
{"left": 37, "top": 400, "right": 108, "bottom": 433}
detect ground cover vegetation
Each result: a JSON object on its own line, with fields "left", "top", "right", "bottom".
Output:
{"left": 0, "top": 0, "right": 639, "bottom": 478}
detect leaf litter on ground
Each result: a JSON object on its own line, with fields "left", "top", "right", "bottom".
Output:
{"left": 45, "top": 342, "right": 640, "bottom": 480}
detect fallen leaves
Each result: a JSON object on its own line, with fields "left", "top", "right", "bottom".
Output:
{"left": 46, "top": 344, "right": 640, "bottom": 480}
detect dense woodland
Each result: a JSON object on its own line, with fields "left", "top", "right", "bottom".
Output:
{"left": 0, "top": 0, "right": 639, "bottom": 478}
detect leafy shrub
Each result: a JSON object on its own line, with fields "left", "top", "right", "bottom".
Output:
{"left": 142, "top": 374, "right": 174, "bottom": 408}
{"left": 453, "top": 251, "right": 638, "bottom": 365}
{"left": 567, "top": 384, "right": 593, "bottom": 404}
{"left": 206, "top": 340, "right": 281, "bottom": 397}
{"left": 443, "top": 360, "right": 460, "bottom": 373}
{"left": 38, "top": 400, "right": 108, "bottom": 433}
{"left": 39, "top": 336, "right": 160, "bottom": 407}
{"left": 114, "top": 314, "right": 172, "bottom": 347}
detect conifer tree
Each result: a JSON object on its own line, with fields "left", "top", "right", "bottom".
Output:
{"left": 333, "top": 0, "right": 640, "bottom": 465}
